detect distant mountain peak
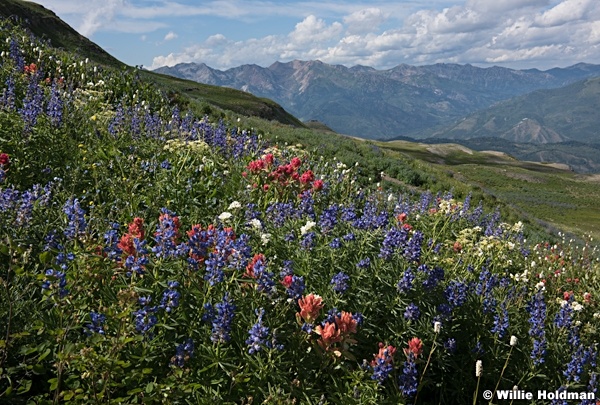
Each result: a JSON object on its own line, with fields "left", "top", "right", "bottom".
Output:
{"left": 153, "top": 60, "right": 600, "bottom": 142}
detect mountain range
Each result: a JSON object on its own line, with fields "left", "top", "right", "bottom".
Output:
{"left": 154, "top": 61, "right": 600, "bottom": 141}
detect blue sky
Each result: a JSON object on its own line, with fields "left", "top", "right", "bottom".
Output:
{"left": 31, "top": 0, "right": 600, "bottom": 70}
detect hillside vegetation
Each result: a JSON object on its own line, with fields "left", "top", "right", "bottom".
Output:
{"left": 0, "top": 0, "right": 303, "bottom": 127}
{"left": 0, "top": 5, "right": 599, "bottom": 405}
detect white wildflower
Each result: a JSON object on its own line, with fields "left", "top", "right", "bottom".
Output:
{"left": 300, "top": 220, "right": 316, "bottom": 235}
{"left": 218, "top": 212, "right": 232, "bottom": 221}
{"left": 228, "top": 201, "right": 241, "bottom": 210}
{"left": 571, "top": 302, "right": 584, "bottom": 312}
{"left": 249, "top": 218, "right": 262, "bottom": 230}
{"left": 475, "top": 360, "right": 483, "bottom": 377}
{"left": 433, "top": 321, "right": 441, "bottom": 334}
{"left": 261, "top": 233, "right": 271, "bottom": 246}
{"left": 510, "top": 336, "right": 518, "bottom": 346}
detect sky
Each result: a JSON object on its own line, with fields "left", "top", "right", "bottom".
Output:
{"left": 30, "top": 0, "right": 600, "bottom": 71}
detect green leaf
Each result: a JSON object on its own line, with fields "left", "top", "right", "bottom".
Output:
{"left": 145, "top": 382, "right": 154, "bottom": 393}
{"left": 16, "top": 380, "right": 31, "bottom": 394}
{"left": 39, "top": 251, "right": 52, "bottom": 264}
{"left": 142, "top": 368, "right": 153, "bottom": 374}
{"left": 39, "top": 348, "right": 51, "bottom": 361}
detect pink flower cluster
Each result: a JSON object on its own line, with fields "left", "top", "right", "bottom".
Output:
{"left": 244, "top": 154, "right": 324, "bottom": 193}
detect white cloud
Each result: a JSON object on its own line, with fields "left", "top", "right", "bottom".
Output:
{"left": 534, "top": 0, "right": 595, "bottom": 27}
{"left": 164, "top": 31, "right": 178, "bottom": 41}
{"left": 343, "top": 8, "right": 388, "bottom": 34}
{"left": 288, "top": 15, "right": 343, "bottom": 45}
{"left": 78, "top": 0, "right": 123, "bottom": 37}
{"left": 33, "top": 0, "right": 600, "bottom": 70}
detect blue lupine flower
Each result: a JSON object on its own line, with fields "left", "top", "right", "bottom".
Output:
{"left": 244, "top": 203, "right": 261, "bottom": 221}
{"left": 379, "top": 227, "right": 409, "bottom": 260}
{"left": 133, "top": 296, "right": 158, "bottom": 335}
{"left": 160, "top": 159, "right": 172, "bottom": 170}
{"left": 298, "top": 190, "right": 315, "bottom": 219}
{"left": 246, "top": 308, "right": 274, "bottom": 354}
{"left": 124, "top": 254, "right": 149, "bottom": 276}
{"left": 445, "top": 279, "right": 469, "bottom": 308}
{"left": 300, "top": 231, "right": 316, "bottom": 250}
{"left": 330, "top": 272, "right": 350, "bottom": 294}
{"left": 266, "top": 202, "right": 297, "bottom": 227}
{"left": 527, "top": 289, "right": 547, "bottom": 365}
{"left": 582, "top": 372, "right": 598, "bottom": 405}
{"left": 554, "top": 298, "right": 573, "bottom": 329}
{"left": 284, "top": 275, "right": 305, "bottom": 300}
{"left": 398, "top": 352, "right": 418, "bottom": 399}
{"left": 202, "top": 302, "right": 215, "bottom": 323}
{"left": 322, "top": 308, "right": 340, "bottom": 326}
{"left": 46, "top": 82, "right": 63, "bottom": 126}
{"left": 476, "top": 267, "right": 499, "bottom": 314}
{"left": 421, "top": 264, "right": 445, "bottom": 290}
{"left": 0, "top": 75, "right": 16, "bottom": 110}
{"left": 491, "top": 303, "right": 509, "bottom": 339}
{"left": 318, "top": 204, "right": 339, "bottom": 233}
{"left": 564, "top": 343, "right": 586, "bottom": 383}
{"left": 371, "top": 345, "right": 396, "bottom": 385}
{"left": 397, "top": 267, "right": 415, "bottom": 293}
{"left": 301, "top": 322, "right": 314, "bottom": 334}
{"left": 250, "top": 256, "right": 276, "bottom": 296}
{"left": 84, "top": 312, "right": 107, "bottom": 335}
{"left": 211, "top": 293, "right": 235, "bottom": 343}
{"left": 356, "top": 258, "right": 371, "bottom": 269}
{"left": 41, "top": 269, "right": 68, "bottom": 298}
{"left": 404, "top": 230, "right": 424, "bottom": 263}
{"left": 340, "top": 205, "right": 357, "bottom": 222}
{"left": 103, "top": 223, "right": 122, "bottom": 260}
{"left": 353, "top": 312, "right": 364, "bottom": 326}
{"left": 108, "top": 103, "right": 125, "bottom": 136}
{"left": 404, "top": 303, "right": 420, "bottom": 321}
{"left": 63, "top": 198, "right": 87, "bottom": 240}
{"left": 444, "top": 338, "right": 457, "bottom": 354}
{"left": 329, "top": 238, "right": 341, "bottom": 249}
{"left": 343, "top": 232, "right": 356, "bottom": 242}
{"left": 19, "top": 69, "right": 44, "bottom": 133}
{"left": 171, "top": 338, "right": 194, "bottom": 367}
{"left": 152, "top": 208, "right": 183, "bottom": 259}
{"left": 160, "top": 281, "right": 181, "bottom": 313}
{"left": 352, "top": 201, "right": 388, "bottom": 230}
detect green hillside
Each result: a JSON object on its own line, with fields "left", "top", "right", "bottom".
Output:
{"left": 429, "top": 77, "right": 600, "bottom": 145}
{"left": 1, "top": 5, "right": 600, "bottom": 404}
{"left": 0, "top": 0, "right": 303, "bottom": 127}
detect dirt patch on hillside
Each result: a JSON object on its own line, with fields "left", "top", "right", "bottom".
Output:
{"left": 426, "top": 144, "right": 473, "bottom": 157}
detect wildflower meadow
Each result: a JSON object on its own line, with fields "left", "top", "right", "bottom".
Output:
{"left": 0, "top": 17, "right": 599, "bottom": 405}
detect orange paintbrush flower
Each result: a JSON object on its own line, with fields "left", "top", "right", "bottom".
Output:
{"left": 335, "top": 311, "right": 358, "bottom": 335}
{"left": 404, "top": 337, "right": 423, "bottom": 359}
{"left": 297, "top": 293, "right": 323, "bottom": 323}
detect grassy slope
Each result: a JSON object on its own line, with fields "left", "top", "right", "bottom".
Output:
{"left": 382, "top": 140, "right": 600, "bottom": 239}
{"left": 0, "top": 0, "right": 303, "bottom": 127}
{"left": 3, "top": 0, "right": 599, "bottom": 241}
